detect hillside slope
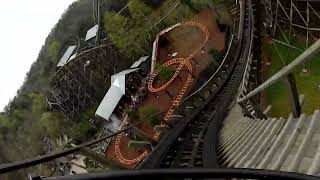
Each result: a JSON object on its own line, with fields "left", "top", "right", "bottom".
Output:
{"left": 0, "top": 0, "right": 95, "bottom": 178}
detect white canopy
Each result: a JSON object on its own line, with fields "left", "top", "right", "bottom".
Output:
{"left": 57, "top": 46, "right": 76, "bottom": 67}
{"left": 95, "top": 68, "right": 139, "bottom": 120}
{"left": 85, "top": 25, "right": 99, "bottom": 41}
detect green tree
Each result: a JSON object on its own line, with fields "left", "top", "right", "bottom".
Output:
{"left": 39, "top": 112, "right": 63, "bottom": 138}
{"left": 104, "top": 12, "right": 134, "bottom": 57}
{"left": 128, "top": 0, "right": 152, "bottom": 20}
{"left": 129, "top": 106, "right": 160, "bottom": 125}
{"left": 0, "top": 114, "right": 17, "bottom": 133}
{"left": 209, "top": 48, "right": 223, "bottom": 61}
{"left": 70, "top": 107, "right": 97, "bottom": 141}
{"left": 104, "top": 0, "right": 153, "bottom": 59}
{"left": 31, "top": 93, "right": 46, "bottom": 114}
{"left": 128, "top": 140, "right": 151, "bottom": 150}
{"left": 181, "top": 0, "right": 223, "bottom": 12}
{"left": 70, "top": 119, "right": 94, "bottom": 142}
{"left": 47, "top": 39, "right": 61, "bottom": 61}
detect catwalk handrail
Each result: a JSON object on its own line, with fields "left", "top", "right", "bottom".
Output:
{"left": 238, "top": 38, "right": 320, "bottom": 103}
{"left": 0, "top": 124, "right": 136, "bottom": 174}
{"left": 37, "top": 168, "right": 319, "bottom": 180}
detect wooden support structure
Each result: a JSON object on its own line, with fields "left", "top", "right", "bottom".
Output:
{"left": 47, "top": 44, "right": 121, "bottom": 119}
{"left": 286, "top": 73, "right": 301, "bottom": 118}
{"left": 265, "top": 0, "right": 320, "bottom": 48}
{"left": 238, "top": 38, "right": 320, "bottom": 103}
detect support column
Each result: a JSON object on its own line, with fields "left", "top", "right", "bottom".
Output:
{"left": 286, "top": 73, "right": 301, "bottom": 118}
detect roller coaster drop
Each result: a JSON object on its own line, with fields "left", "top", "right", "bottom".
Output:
{"left": 114, "top": 21, "right": 210, "bottom": 165}
{"left": 2, "top": 1, "right": 319, "bottom": 180}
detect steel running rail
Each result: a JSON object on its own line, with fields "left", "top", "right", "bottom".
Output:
{"left": 37, "top": 168, "right": 319, "bottom": 180}
{"left": 183, "top": 33, "right": 234, "bottom": 101}
{"left": 204, "top": 0, "right": 255, "bottom": 168}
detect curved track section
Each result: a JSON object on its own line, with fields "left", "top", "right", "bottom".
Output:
{"left": 114, "top": 21, "right": 209, "bottom": 165}
{"left": 204, "top": 0, "right": 254, "bottom": 168}
{"left": 115, "top": 133, "right": 149, "bottom": 165}
{"left": 139, "top": 0, "right": 254, "bottom": 169}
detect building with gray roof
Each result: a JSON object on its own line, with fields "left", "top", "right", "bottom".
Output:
{"left": 85, "top": 25, "right": 99, "bottom": 41}
{"left": 57, "top": 46, "right": 77, "bottom": 67}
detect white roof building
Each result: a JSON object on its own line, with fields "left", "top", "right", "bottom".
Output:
{"left": 57, "top": 46, "right": 77, "bottom": 67}
{"left": 85, "top": 25, "right": 99, "bottom": 41}
{"left": 130, "top": 56, "right": 148, "bottom": 68}
{"left": 69, "top": 53, "right": 77, "bottom": 60}
{"left": 95, "top": 68, "right": 139, "bottom": 120}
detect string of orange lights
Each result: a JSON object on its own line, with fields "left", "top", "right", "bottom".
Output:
{"left": 114, "top": 21, "right": 209, "bottom": 165}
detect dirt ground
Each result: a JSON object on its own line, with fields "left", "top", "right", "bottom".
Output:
{"left": 105, "top": 8, "right": 226, "bottom": 168}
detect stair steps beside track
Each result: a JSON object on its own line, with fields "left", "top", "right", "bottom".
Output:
{"left": 218, "top": 108, "right": 320, "bottom": 176}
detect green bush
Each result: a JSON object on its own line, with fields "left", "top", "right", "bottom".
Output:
{"left": 181, "top": 0, "right": 209, "bottom": 11}
{"left": 47, "top": 40, "right": 61, "bottom": 61}
{"left": 164, "top": 3, "right": 194, "bottom": 26}
{"left": 156, "top": 64, "right": 176, "bottom": 81}
{"left": 181, "top": 0, "right": 224, "bottom": 12}
{"left": 31, "top": 93, "right": 46, "bottom": 114}
{"left": 0, "top": 114, "right": 16, "bottom": 129}
{"left": 104, "top": 0, "right": 153, "bottom": 59}
{"left": 70, "top": 119, "right": 93, "bottom": 141}
{"left": 70, "top": 107, "right": 97, "bottom": 141}
{"left": 39, "top": 112, "right": 63, "bottom": 138}
{"left": 128, "top": 0, "right": 152, "bottom": 20}
{"left": 128, "top": 140, "right": 150, "bottom": 150}
{"left": 130, "top": 106, "right": 160, "bottom": 126}
{"left": 128, "top": 111, "right": 139, "bottom": 120}
{"left": 209, "top": 48, "right": 223, "bottom": 61}
{"left": 138, "top": 106, "right": 160, "bottom": 125}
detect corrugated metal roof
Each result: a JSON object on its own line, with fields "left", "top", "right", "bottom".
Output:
{"left": 95, "top": 85, "right": 124, "bottom": 120}
{"left": 95, "top": 67, "right": 140, "bottom": 120}
{"left": 69, "top": 53, "right": 77, "bottom": 60}
{"left": 130, "top": 56, "right": 149, "bottom": 68}
{"left": 85, "top": 25, "right": 99, "bottom": 41}
{"left": 57, "top": 46, "right": 76, "bottom": 67}
{"left": 111, "top": 75, "right": 126, "bottom": 94}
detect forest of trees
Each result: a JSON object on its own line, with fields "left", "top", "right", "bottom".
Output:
{"left": 0, "top": 0, "right": 96, "bottom": 179}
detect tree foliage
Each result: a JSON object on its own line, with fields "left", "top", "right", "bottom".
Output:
{"left": 70, "top": 107, "right": 97, "bottom": 142}
{"left": 47, "top": 40, "right": 61, "bottom": 61}
{"left": 104, "top": 0, "right": 153, "bottom": 59}
{"left": 131, "top": 106, "right": 160, "bottom": 126}
{"left": 156, "top": 63, "right": 176, "bottom": 81}
{"left": 209, "top": 48, "right": 223, "bottom": 61}
{"left": 31, "top": 93, "right": 46, "bottom": 114}
{"left": 104, "top": 0, "right": 194, "bottom": 61}
{"left": 128, "top": 140, "right": 150, "bottom": 150}
{"left": 39, "top": 112, "right": 63, "bottom": 138}
{"left": 0, "top": 0, "right": 97, "bottom": 178}
{"left": 181, "top": 0, "right": 221, "bottom": 11}
{"left": 128, "top": 0, "right": 152, "bottom": 20}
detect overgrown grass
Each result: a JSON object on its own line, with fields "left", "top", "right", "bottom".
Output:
{"left": 155, "top": 63, "right": 176, "bottom": 81}
{"left": 262, "top": 36, "right": 320, "bottom": 117}
{"left": 128, "top": 106, "right": 160, "bottom": 126}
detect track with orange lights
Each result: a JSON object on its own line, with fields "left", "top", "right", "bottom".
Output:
{"left": 114, "top": 21, "right": 209, "bottom": 166}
